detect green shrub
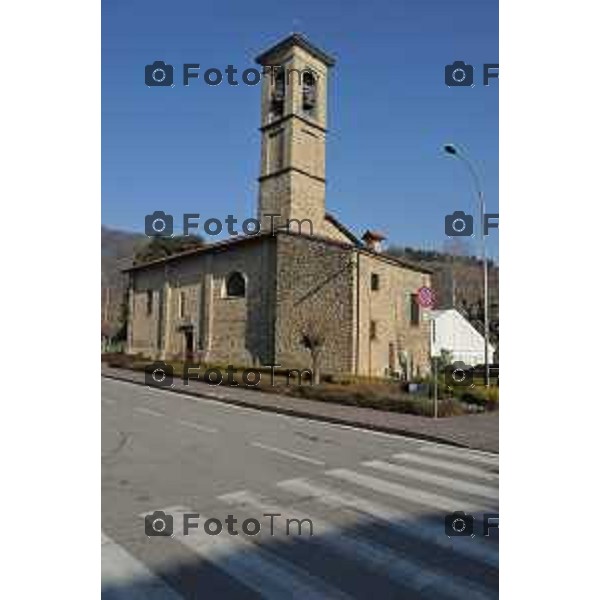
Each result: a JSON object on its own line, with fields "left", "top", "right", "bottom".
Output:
{"left": 455, "top": 386, "right": 499, "bottom": 411}
{"left": 104, "top": 353, "right": 136, "bottom": 369}
{"left": 286, "top": 383, "right": 465, "bottom": 417}
{"left": 102, "top": 355, "right": 481, "bottom": 417}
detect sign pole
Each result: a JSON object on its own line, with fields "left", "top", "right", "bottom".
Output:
{"left": 433, "top": 355, "right": 438, "bottom": 419}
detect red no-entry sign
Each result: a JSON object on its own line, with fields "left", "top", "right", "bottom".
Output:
{"left": 416, "top": 286, "right": 435, "bottom": 308}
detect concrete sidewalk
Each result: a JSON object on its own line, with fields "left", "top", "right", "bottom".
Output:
{"left": 101, "top": 365, "right": 499, "bottom": 453}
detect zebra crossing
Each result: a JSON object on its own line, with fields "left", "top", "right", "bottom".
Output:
{"left": 101, "top": 532, "right": 184, "bottom": 600}
{"left": 102, "top": 442, "right": 499, "bottom": 599}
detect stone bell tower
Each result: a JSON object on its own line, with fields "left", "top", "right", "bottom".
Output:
{"left": 255, "top": 34, "right": 335, "bottom": 235}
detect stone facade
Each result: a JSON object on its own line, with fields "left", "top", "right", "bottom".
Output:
{"left": 128, "top": 237, "right": 277, "bottom": 366}
{"left": 127, "top": 231, "right": 431, "bottom": 377}
{"left": 273, "top": 234, "right": 355, "bottom": 373}
{"left": 125, "top": 34, "right": 432, "bottom": 378}
{"left": 355, "top": 253, "right": 431, "bottom": 378}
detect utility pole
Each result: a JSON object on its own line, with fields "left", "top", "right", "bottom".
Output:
{"left": 443, "top": 143, "right": 490, "bottom": 387}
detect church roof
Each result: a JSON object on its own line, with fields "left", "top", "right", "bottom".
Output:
{"left": 124, "top": 230, "right": 432, "bottom": 275}
{"left": 255, "top": 33, "right": 336, "bottom": 67}
{"left": 123, "top": 233, "right": 266, "bottom": 272}
{"left": 325, "top": 212, "right": 361, "bottom": 245}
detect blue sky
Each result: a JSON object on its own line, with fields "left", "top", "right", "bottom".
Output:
{"left": 102, "top": 0, "right": 498, "bottom": 260}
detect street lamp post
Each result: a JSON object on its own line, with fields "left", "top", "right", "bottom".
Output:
{"left": 443, "top": 144, "right": 490, "bottom": 387}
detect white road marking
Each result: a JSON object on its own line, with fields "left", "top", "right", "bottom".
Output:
{"left": 418, "top": 444, "right": 499, "bottom": 466}
{"left": 101, "top": 532, "right": 183, "bottom": 599}
{"left": 278, "top": 478, "right": 499, "bottom": 569}
{"left": 218, "top": 490, "right": 495, "bottom": 600}
{"left": 326, "top": 468, "right": 495, "bottom": 513}
{"left": 250, "top": 441, "right": 326, "bottom": 466}
{"left": 364, "top": 460, "right": 498, "bottom": 501}
{"left": 177, "top": 419, "right": 218, "bottom": 434}
{"left": 393, "top": 452, "right": 499, "bottom": 480}
{"left": 102, "top": 398, "right": 117, "bottom": 405}
{"left": 144, "top": 506, "right": 351, "bottom": 600}
{"left": 134, "top": 407, "right": 165, "bottom": 418}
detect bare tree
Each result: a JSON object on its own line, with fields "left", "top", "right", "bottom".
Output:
{"left": 300, "top": 323, "right": 325, "bottom": 385}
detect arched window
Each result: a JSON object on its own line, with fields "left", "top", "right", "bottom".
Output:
{"left": 270, "top": 69, "right": 285, "bottom": 118}
{"left": 302, "top": 70, "right": 317, "bottom": 114}
{"left": 225, "top": 272, "right": 246, "bottom": 298}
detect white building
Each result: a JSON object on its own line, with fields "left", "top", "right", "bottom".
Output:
{"left": 429, "top": 309, "right": 495, "bottom": 365}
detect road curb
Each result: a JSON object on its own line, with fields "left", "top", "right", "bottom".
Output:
{"left": 101, "top": 371, "right": 498, "bottom": 454}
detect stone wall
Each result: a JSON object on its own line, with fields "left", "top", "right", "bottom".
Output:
{"left": 206, "top": 239, "right": 276, "bottom": 366}
{"left": 258, "top": 171, "right": 330, "bottom": 241}
{"left": 128, "top": 268, "right": 164, "bottom": 356}
{"left": 127, "top": 237, "right": 276, "bottom": 365}
{"left": 273, "top": 234, "right": 355, "bottom": 373}
{"left": 356, "top": 252, "right": 432, "bottom": 378}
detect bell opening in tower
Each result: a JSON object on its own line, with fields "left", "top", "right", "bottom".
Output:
{"left": 270, "top": 69, "right": 285, "bottom": 119}
{"left": 302, "top": 71, "right": 317, "bottom": 115}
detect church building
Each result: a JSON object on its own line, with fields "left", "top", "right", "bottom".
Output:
{"left": 125, "top": 34, "right": 432, "bottom": 378}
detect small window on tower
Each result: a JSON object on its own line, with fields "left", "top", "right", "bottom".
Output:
{"left": 371, "top": 273, "right": 380, "bottom": 291}
{"left": 302, "top": 70, "right": 317, "bottom": 115}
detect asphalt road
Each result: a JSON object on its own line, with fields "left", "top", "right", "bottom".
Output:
{"left": 102, "top": 377, "right": 499, "bottom": 600}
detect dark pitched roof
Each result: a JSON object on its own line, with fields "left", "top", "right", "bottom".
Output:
{"left": 255, "top": 33, "right": 336, "bottom": 67}
{"left": 123, "top": 233, "right": 270, "bottom": 273}
{"left": 325, "top": 212, "right": 361, "bottom": 245}
{"left": 124, "top": 229, "right": 432, "bottom": 276}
